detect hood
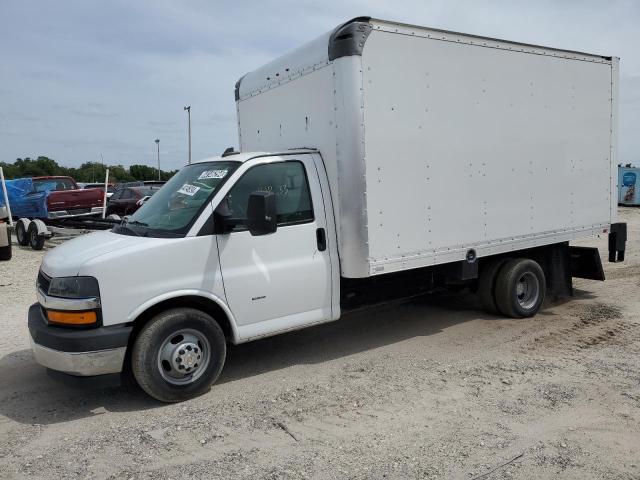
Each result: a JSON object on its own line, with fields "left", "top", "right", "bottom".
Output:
{"left": 41, "top": 230, "right": 156, "bottom": 277}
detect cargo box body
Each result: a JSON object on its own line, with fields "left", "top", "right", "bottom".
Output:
{"left": 236, "top": 18, "right": 619, "bottom": 278}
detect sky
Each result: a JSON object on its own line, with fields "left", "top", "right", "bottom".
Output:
{"left": 1, "top": 0, "right": 638, "bottom": 171}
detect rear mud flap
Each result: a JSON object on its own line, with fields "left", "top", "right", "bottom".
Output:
{"left": 570, "top": 246, "right": 605, "bottom": 281}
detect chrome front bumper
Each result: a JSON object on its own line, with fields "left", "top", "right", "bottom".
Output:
{"left": 30, "top": 339, "right": 126, "bottom": 376}
{"left": 28, "top": 303, "right": 132, "bottom": 377}
{"left": 48, "top": 207, "right": 104, "bottom": 219}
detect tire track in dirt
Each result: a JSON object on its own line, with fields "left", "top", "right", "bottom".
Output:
{"left": 528, "top": 303, "right": 639, "bottom": 353}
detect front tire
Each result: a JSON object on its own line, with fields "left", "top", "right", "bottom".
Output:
{"left": 131, "top": 308, "right": 226, "bottom": 402}
{"left": 494, "top": 258, "right": 545, "bottom": 318}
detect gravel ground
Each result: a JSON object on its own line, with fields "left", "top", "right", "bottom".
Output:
{"left": 0, "top": 208, "right": 639, "bottom": 480}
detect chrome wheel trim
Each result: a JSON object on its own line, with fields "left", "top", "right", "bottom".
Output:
{"left": 157, "top": 328, "right": 211, "bottom": 386}
{"left": 516, "top": 271, "right": 539, "bottom": 310}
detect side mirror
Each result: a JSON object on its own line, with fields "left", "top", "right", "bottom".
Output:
{"left": 246, "top": 191, "right": 277, "bottom": 236}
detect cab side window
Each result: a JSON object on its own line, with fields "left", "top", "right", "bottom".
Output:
{"left": 224, "top": 161, "right": 314, "bottom": 231}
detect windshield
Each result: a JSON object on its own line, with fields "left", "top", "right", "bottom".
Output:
{"left": 114, "top": 161, "right": 240, "bottom": 237}
{"left": 33, "top": 178, "right": 76, "bottom": 192}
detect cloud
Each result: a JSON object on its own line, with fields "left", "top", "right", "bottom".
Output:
{"left": 1, "top": 0, "right": 639, "bottom": 168}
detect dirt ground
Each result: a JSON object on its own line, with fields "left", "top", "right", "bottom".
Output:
{"left": 0, "top": 209, "right": 639, "bottom": 480}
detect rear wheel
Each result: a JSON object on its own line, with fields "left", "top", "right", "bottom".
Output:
{"left": 131, "top": 308, "right": 226, "bottom": 402}
{"left": 16, "top": 219, "right": 29, "bottom": 246}
{"left": 477, "top": 257, "right": 510, "bottom": 315}
{"left": 495, "top": 258, "right": 545, "bottom": 318}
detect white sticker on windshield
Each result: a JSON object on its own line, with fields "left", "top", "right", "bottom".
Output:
{"left": 177, "top": 184, "right": 200, "bottom": 196}
{"left": 198, "top": 169, "right": 228, "bottom": 180}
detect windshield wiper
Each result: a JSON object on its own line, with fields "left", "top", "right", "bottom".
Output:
{"left": 114, "top": 224, "right": 141, "bottom": 237}
{"left": 126, "top": 220, "right": 149, "bottom": 227}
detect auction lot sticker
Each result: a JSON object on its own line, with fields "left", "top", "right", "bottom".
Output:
{"left": 178, "top": 184, "right": 200, "bottom": 196}
{"left": 198, "top": 169, "right": 228, "bottom": 180}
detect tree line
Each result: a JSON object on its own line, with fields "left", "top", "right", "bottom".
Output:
{"left": 0, "top": 156, "right": 177, "bottom": 183}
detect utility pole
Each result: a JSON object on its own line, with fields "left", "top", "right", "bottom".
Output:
{"left": 184, "top": 105, "right": 191, "bottom": 164}
{"left": 155, "top": 138, "right": 161, "bottom": 180}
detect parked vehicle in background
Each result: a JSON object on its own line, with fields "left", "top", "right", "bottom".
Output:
{"left": 31, "top": 176, "right": 105, "bottom": 220}
{"left": 106, "top": 186, "right": 160, "bottom": 216}
{"left": 28, "top": 17, "right": 627, "bottom": 403}
{"left": 114, "top": 180, "right": 166, "bottom": 191}
{"left": 114, "top": 181, "right": 144, "bottom": 190}
{"left": 83, "top": 182, "right": 116, "bottom": 199}
{"left": 143, "top": 180, "right": 166, "bottom": 187}
{"left": 4, "top": 176, "right": 105, "bottom": 221}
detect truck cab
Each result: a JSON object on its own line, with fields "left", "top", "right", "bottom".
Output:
{"left": 29, "top": 150, "right": 339, "bottom": 402}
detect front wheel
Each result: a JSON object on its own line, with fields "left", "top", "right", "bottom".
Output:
{"left": 131, "top": 308, "right": 226, "bottom": 402}
{"left": 494, "top": 258, "right": 545, "bottom": 318}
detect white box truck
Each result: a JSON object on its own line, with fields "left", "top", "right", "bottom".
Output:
{"left": 29, "top": 17, "right": 627, "bottom": 402}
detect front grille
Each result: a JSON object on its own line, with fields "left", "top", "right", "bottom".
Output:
{"left": 37, "top": 270, "right": 51, "bottom": 293}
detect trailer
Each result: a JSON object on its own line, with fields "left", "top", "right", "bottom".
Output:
{"left": 28, "top": 17, "right": 627, "bottom": 402}
{"left": 618, "top": 165, "right": 640, "bottom": 206}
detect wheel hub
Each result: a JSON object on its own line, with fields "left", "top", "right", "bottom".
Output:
{"left": 516, "top": 272, "right": 539, "bottom": 310}
{"left": 157, "top": 329, "right": 211, "bottom": 385}
{"left": 172, "top": 342, "right": 201, "bottom": 372}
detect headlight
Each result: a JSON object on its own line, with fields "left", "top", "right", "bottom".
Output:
{"left": 47, "top": 276, "right": 100, "bottom": 298}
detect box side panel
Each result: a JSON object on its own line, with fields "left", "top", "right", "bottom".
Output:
{"left": 237, "top": 66, "right": 336, "bottom": 194}
{"left": 332, "top": 56, "right": 369, "bottom": 277}
{"left": 237, "top": 64, "right": 369, "bottom": 277}
{"left": 362, "top": 29, "right": 613, "bottom": 273}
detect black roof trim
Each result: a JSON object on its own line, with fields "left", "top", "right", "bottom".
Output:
{"left": 234, "top": 74, "right": 246, "bottom": 101}
{"left": 328, "top": 17, "right": 372, "bottom": 61}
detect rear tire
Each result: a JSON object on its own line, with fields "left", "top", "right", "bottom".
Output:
{"left": 495, "top": 258, "right": 545, "bottom": 318}
{"left": 477, "top": 257, "right": 510, "bottom": 315}
{"left": 28, "top": 221, "right": 45, "bottom": 250}
{"left": 16, "top": 219, "right": 29, "bottom": 246}
{"left": 131, "top": 308, "right": 226, "bottom": 403}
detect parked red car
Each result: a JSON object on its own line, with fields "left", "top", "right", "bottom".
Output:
{"left": 106, "top": 186, "right": 160, "bottom": 216}
{"left": 32, "top": 176, "right": 104, "bottom": 219}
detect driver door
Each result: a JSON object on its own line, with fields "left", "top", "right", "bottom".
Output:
{"left": 216, "top": 156, "right": 333, "bottom": 339}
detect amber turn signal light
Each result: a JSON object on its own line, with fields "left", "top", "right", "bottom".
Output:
{"left": 47, "top": 310, "right": 97, "bottom": 325}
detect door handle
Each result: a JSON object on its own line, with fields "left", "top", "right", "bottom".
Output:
{"left": 316, "top": 228, "right": 327, "bottom": 252}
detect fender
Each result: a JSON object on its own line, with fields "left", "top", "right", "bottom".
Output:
{"left": 31, "top": 218, "right": 48, "bottom": 235}
{"left": 126, "top": 289, "right": 240, "bottom": 344}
